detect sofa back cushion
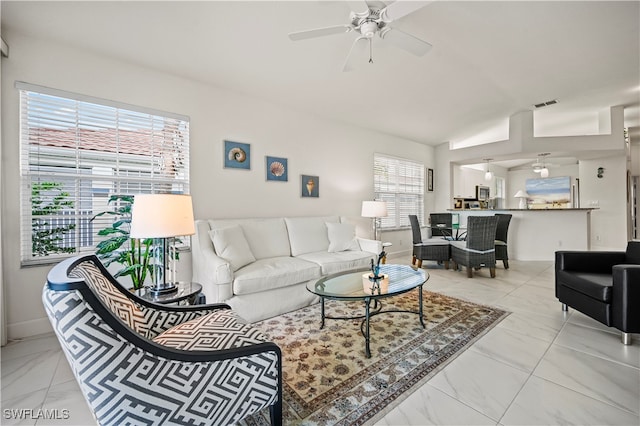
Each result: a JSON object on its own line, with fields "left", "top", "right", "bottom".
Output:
{"left": 208, "top": 218, "right": 290, "bottom": 260}
{"left": 341, "top": 216, "right": 374, "bottom": 240}
{"left": 209, "top": 226, "right": 256, "bottom": 271}
{"left": 285, "top": 216, "right": 340, "bottom": 256}
{"left": 625, "top": 241, "right": 640, "bottom": 264}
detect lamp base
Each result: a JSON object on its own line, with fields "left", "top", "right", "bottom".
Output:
{"left": 146, "top": 283, "right": 178, "bottom": 296}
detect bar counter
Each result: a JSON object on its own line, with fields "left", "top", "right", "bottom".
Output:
{"left": 447, "top": 208, "right": 597, "bottom": 261}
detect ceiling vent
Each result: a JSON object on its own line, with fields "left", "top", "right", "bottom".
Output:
{"left": 534, "top": 99, "right": 558, "bottom": 108}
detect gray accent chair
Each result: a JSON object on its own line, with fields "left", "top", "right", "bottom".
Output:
{"left": 43, "top": 254, "right": 282, "bottom": 426}
{"left": 495, "top": 213, "right": 512, "bottom": 269}
{"left": 450, "top": 216, "right": 499, "bottom": 278}
{"left": 409, "top": 214, "right": 450, "bottom": 269}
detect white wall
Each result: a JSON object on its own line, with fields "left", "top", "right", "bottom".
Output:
{"left": 579, "top": 155, "right": 628, "bottom": 250}
{"left": 1, "top": 32, "right": 433, "bottom": 339}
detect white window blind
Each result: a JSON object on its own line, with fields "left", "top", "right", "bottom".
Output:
{"left": 18, "top": 82, "right": 190, "bottom": 265}
{"left": 374, "top": 153, "right": 425, "bottom": 229}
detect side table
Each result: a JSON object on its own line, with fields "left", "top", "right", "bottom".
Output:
{"left": 137, "top": 282, "right": 203, "bottom": 305}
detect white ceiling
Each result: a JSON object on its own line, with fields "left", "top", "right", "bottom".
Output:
{"left": 3, "top": 0, "right": 640, "bottom": 154}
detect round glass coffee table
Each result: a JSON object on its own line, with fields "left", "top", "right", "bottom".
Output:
{"left": 306, "top": 264, "right": 429, "bottom": 358}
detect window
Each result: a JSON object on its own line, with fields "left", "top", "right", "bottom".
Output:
{"left": 374, "top": 153, "right": 425, "bottom": 229}
{"left": 18, "top": 82, "right": 190, "bottom": 265}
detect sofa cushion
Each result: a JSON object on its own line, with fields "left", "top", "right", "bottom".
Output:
{"left": 233, "top": 256, "right": 321, "bottom": 296}
{"left": 152, "top": 309, "right": 266, "bottom": 350}
{"left": 297, "top": 250, "right": 376, "bottom": 275}
{"left": 327, "top": 222, "right": 360, "bottom": 252}
{"left": 209, "top": 226, "right": 256, "bottom": 272}
{"left": 341, "top": 216, "right": 374, "bottom": 240}
{"left": 557, "top": 270, "right": 612, "bottom": 302}
{"left": 209, "top": 218, "right": 290, "bottom": 260}
{"left": 285, "top": 216, "right": 340, "bottom": 256}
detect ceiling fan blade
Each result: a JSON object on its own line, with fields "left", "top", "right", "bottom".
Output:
{"left": 342, "top": 37, "right": 369, "bottom": 72}
{"left": 288, "top": 25, "right": 353, "bottom": 41}
{"left": 380, "top": 28, "right": 432, "bottom": 56}
{"left": 381, "top": 0, "right": 432, "bottom": 22}
{"left": 345, "top": 0, "right": 370, "bottom": 14}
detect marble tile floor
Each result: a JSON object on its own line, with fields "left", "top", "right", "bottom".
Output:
{"left": 2, "top": 257, "right": 639, "bottom": 425}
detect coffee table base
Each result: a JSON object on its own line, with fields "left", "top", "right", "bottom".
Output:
{"left": 319, "top": 285, "right": 425, "bottom": 358}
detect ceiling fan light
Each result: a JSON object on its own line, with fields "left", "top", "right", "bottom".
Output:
{"left": 540, "top": 168, "right": 549, "bottom": 178}
{"left": 485, "top": 170, "right": 493, "bottom": 181}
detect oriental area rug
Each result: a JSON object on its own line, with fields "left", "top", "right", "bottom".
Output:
{"left": 241, "top": 290, "right": 509, "bottom": 426}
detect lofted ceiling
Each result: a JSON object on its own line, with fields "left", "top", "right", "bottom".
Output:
{"left": 2, "top": 0, "right": 639, "bottom": 155}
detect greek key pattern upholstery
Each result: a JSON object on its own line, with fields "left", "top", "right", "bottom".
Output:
{"left": 43, "top": 255, "right": 282, "bottom": 426}
{"left": 153, "top": 310, "right": 267, "bottom": 350}
{"left": 70, "top": 261, "right": 211, "bottom": 339}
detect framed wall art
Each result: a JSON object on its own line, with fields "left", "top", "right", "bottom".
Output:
{"left": 224, "top": 140, "right": 251, "bottom": 170}
{"left": 301, "top": 174, "right": 319, "bottom": 198}
{"left": 266, "top": 156, "right": 288, "bottom": 182}
{"left": 427, "top": 168, "right": 434, "bottom": 192}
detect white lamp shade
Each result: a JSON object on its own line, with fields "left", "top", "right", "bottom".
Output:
{"left": 361, "top": 200, "right": 388, "bottom": 218}
{"left": 130, "top": 194, "right": 195, "bottom": 238}
{"left": 514, "top": 190, "right": 526, "bottom": 198}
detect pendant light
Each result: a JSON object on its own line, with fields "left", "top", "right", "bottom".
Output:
{"left": 484, "top": 158, "right": 493, "bottom": 181}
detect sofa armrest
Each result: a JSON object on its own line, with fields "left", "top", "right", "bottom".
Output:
{"left": 192, "top": 220, "right": 234, "bottom": 303}
{"left": 555, "top": 250, "right": 626, "bottom": 274}
{"left": 611, "top": 264, "right": 640, "bottom": 332}
{"left": 357, "top": 237, "right": 382, "bottom": 254}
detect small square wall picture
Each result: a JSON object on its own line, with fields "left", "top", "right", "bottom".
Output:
{"left": 266, "top": 156, "right": 288, "bottom": 182}
{"left": 224, "top": 140, "right": 250, "bottom": 170}
{"left": 301, "top": 174, "right": 319, "bottom": 198}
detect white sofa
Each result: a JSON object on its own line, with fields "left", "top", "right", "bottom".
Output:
{"left": 192, "top": 215, "right": 381, "bottom": 323}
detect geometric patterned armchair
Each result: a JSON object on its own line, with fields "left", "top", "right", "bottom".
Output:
{"left": 43, "top": 254, "right": 282, "bottom": 426}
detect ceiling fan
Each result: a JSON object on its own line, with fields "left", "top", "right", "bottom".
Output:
{"left": 288, "top": 1, "right": 433, "bottom": 72}
{"left": 532, "top": 153, "right": 554, "bottom": 177}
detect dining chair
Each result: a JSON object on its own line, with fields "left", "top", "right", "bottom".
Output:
{"left": 409, "top": 214, "right": 450, "bottom": 269}
{"left": 450, "top": 215, "right": 499, "bottom": 278}
{"left": 495, "top": 213, "right": 512, "bottom": 269}
{"left": 429, "top": 213, "right": 453, "bottom": 239}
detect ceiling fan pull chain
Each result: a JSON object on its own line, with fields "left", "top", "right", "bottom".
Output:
{"left": 369, "top": 38, "right": 373, "bottom": 63}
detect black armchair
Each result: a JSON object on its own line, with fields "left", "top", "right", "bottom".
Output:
{"left": 555, "top": 241, "right": 640, "bottom": 345}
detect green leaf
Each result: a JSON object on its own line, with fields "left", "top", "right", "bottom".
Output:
{"left": 95, "top": 236, "right": 128, "bottom": 254}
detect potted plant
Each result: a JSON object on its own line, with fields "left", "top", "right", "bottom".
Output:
{"left": 91, "top": 195, "right": 153, "bottom": 290}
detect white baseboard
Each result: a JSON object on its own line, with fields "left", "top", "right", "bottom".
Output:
{"left": 7, "top": 317, "right": 53, "bottom": 340}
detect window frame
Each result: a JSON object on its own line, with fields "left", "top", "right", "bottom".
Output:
{"left": 373, "top": 153, "right": 425, "bottom": 230}
{"left": 18, "top": 82, "right": 190, "bottom": 266}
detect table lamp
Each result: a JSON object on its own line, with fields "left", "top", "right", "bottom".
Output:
{"left": 130, "top": 194, "right": 195, "bottom": 295}
{"left": 514, "top": 190, "right": 527, "bottom": 209}
{"left": 361, "top": 200, "right": 388, "bottom": 241}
